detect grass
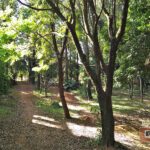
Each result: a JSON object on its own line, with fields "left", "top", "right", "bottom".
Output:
{"left": 33, "top": 92, "right": 64, "bottom": 119}
{"left": 0, "top": 94, "right": 16, "bottom": 118}
{"left": 0, "top": 106, "right": 12, "bottom": 117}
{"left": 33, "top": 87, "right": 150, "bottom": 149}
{"left": 37, "top": 100, "right": 63, "bottom": 117}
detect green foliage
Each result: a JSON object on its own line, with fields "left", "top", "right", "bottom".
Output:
{"left": 115, "top": 0, "right": 150, "bottom": 87}
{"left": 0, "top": 106, "right": 11, "bottom": 117}
{"left": 0, "top": 95, "right": 16, "bottom": 118}
{"left": 64, "top": 80, "right": 79, "bottom": 91}
{"left": 0, "top": 61, "right": 10, "bottom": 94}
{"left": 36, "top": 99, "right": 64, "bottom": 118}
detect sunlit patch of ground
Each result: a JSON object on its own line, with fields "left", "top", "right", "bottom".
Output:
{"left": 34, "top": 86, "right": 150, "bottom": 149}
{"left": 32, "top": 115, "right": 63, "bottom": 129}
{"left": 66, "top": 122, "right": 98, "bottom": 138}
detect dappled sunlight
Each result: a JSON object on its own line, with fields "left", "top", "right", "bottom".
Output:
{"left": 113, "top": 104, "right": 136, "bottom": 110}
{"left": 59, "top": 102, "right": 89, "bottom": 113}
{"left": 115, "top": 132, "right": 134, "bottom": 146}
{"left": 66, "top": 122, "right": 98, "bottom": 138}
{"left": 70, "top": 112, "right": 81, "bottom": 118}
{"left": 32, "top": 115, "right": 62, "bottom": 129}
{"left": 21, "top": 91, "right": 31, "bottom": 95}
{"left": 68, "top": 104, "right": 89, "bottom": 112}
{"left": 33, "top": 115, "right": 59, "bottom": 123}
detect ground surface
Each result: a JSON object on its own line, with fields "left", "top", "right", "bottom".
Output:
{"left": 0, "top": 82, "right": 150, "bottom": 150}
{"left": 0, "top": 82, "right": 98, "bottom": 150}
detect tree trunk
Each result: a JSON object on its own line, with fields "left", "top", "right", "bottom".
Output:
{"left": 97, "top": 89, "right": 115, "bottom": 148}
{"left": 129, "top": 79, "right": 133, "bottom": 99}
{"left": 139, "top": 76, "right": 144, "bottom": 102}
{"left": 28, "top": 58, "right": 35, "bottom": 84}
{"left": 58, "top": 58, "right": 71, "bottom": 119}
{"left": 65, "top": 48, "right": 69, "bottom": 81}
{"left": 37, "top": 73, "right": 41, "bottom": 90}
{"left": 44, "top": 78, "right": 48, "bottom": 97}
{"left": 75, "top": 53, "right": 79, "bottom": 83}
{"left": 87, "top": 79, "right": 93, "bottom": 100}
{"left": 69, "top": 53, "right": 73, "bottom": 80}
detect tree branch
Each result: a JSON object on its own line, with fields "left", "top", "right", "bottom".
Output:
{"left": 46, "top": 0, "right": 67, "bottom": 22}
{"left": 69, "top": 0, "right": 76, "bottom": 26}
{"left": 116, "top": 0, "right": 129, "bottom": 41}
{"left": 17, "top": 0, "right": 51, "bottom": 11}
{"left": 60, "top": 29, "right": 69, "bottom": 56}
{"left": 51, "top": 23, "right": 60, "bottom": 57}
{"left": 83, "top": 0, "right": 92, "bottom": 38}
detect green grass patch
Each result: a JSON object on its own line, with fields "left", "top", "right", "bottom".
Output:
{"left": 77, "top": 89, "right": 150, "bottom": 116}
{"left": 0, "top": 106, "right": 12, "bottom": 117}
{"left": 112, "top": 95, "right": 150, "bottom": 115}
{"left": 35, "top": 98, "right": 64, "bottom": 119}
{"left": 33, "top": 90, "right": 52, "bottom": 97}
{"left": 0, "top": 95, "right": 16, "bottom": 118}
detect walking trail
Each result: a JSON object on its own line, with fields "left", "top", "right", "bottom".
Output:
{"left": 0, "top": 82, "right": 98, "bottom": 150}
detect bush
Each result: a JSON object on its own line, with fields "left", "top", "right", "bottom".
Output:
{"left": 0, "top": 62, "right": 10, "bottom": 95}
{"left": 64, "top": 80, "right": 80, "bottom": 91}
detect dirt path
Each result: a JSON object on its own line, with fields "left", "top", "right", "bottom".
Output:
{"left": 0, "top": 82, "right": 97, "bottom": 150}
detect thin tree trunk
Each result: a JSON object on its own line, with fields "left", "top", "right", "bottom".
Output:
{"left": 139, "top": 76, "right": 144, "bottom": 102}
{"left": 69, "top": 53, "right": 73, "bottom": 80}
{"left": 84, "top": 37, "right": 92, "bottom": 100}
{"left": 44, "top": 78, "right": 48, "bottom": 97}
{"left": 58, "top": 58, "right": 71, "bottom": 119}
{"left": 131, "top": 79, "right": 134, "bottom": 99}
{"left": 76, "top": 53, "right": 79, "bottom": 83}
{"left": 65, "top": 48, "right": 69, "bottom": 81}
{"left": 28, "top": 58, "right": 35, "bottom": 84}
{"left": 37, "top": 73, "right": 41, "bottom": 90}
{"left": 129, "top": 79, "right": 133, "bottom": 99}
{"left": 87, "top": 79, "right": 93, "bottom": 100}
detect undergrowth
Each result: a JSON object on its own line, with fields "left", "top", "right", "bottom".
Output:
{"left": 0, "top": 94, "right": 16, "bottom": 118}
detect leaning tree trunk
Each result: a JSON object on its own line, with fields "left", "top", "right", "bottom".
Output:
{"left": 58, "top": 58, "right": 71, "bottom": 119}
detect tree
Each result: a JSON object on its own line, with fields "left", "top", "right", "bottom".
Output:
{"left": 51, "top": 23, "right": 71, "bottom": 119}
{"left": 17, "top": 0, "right": 129, "bottom": 148}
{"left": 115, "top": 0, "right": 150, "bottom": 101}
{"left": 26, "top": 9, "right": 71, "bottom": 119}
{"left": 46, "top": 0, "right": 129, "bottom": 148}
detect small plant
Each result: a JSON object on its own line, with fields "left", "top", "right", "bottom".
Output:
{"left": 36, "top": 99, "right": 64, "bottom": 118}
{"left": 64, "top": 80, "right": 79, "bottom": 91}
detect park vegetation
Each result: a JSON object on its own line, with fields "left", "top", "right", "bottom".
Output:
{"left": 0, "top": 0, "right": 149, "bottom": 149}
